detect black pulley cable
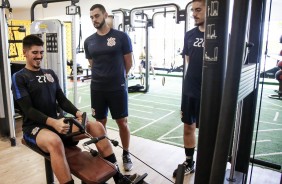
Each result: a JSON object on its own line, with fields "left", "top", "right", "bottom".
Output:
{"left": 67, "top": 113, "right": 141, "bottom": 184}
{"left": 163, "top": 8, "right": 167, "bottom": 72}
{"left": 82, "top": 142, "right": 136, "bottom": 184}
{"left": 82, "top": 139, "right": 135, "bottom": 184}
{"left": 63, "top": 112, "right": 164, "bottom": 183}
{"left": 76, "top": 6, "right": 84, "bottom": 53}
{"left": 249, "top": 0, "right": 272, "bottom": 183}
{"left": 106, "top": 137, "right": 175, "bottom": 183}
{"left": 82, "top": 147, "right": 134, "bottom": 184}
{"left": 83, "top": 135, "right": 106, "bottom": 146}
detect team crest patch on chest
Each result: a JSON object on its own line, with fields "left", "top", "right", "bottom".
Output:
{"left": 107, "top": 37, "right": 116, "bottom": 47}
{"left": 45, "top": 73, "right": 54, "bottom": 83}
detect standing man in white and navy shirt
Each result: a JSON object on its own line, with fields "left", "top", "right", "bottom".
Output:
{"left": 84, "top": 4, "right": 133, "bottom": 174}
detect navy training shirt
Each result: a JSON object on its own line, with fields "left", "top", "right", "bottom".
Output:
{"left": 12, "top": 68, "right": 62, "bottom": 127}
{"left": 183, "top": 27, "right": 205, "bottom": 98}
{"left": 84, "top": 28, "right": 133, "bottom": 91}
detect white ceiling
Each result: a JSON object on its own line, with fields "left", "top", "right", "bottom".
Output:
{"left": 6, "top": 0, "right": 282, "bottom": 22}
{"left": 7, "top": 0, "right": 183, "bottom": 9}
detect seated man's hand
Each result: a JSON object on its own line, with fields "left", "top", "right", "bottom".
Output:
{"left": 76, "top": 111, "right": 83, "bottom": 121}
{"left": 55, "top": 118, "right": 70, "bottom": 134}
{"left": 75, "top": 111, "right": 88, "bottom": 126}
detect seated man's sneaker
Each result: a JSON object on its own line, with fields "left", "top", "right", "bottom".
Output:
{"left": 119, "top": 174, "right": 138, "bottom": 184}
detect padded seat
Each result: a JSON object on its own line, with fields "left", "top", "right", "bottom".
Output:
{"left": 21, "top": 139, "right": 117, "bottom": 184}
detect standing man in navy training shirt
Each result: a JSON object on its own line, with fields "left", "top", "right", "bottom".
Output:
{"left": 84, "top": 4, "right": 133, "bottom": 172}
{"left": 173, "top": 0, "right": 206, "bottom": 178}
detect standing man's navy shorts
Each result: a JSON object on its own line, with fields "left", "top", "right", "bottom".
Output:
{"left": 91, "top": 89, "right": 128, "bottom": 120}
{"left": 181, "top": 94, "right": 200, "bottom": 128}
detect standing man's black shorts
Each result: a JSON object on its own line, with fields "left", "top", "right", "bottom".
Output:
{"left": 91, "top": 89, "right": 128, "bottom": 120}
{"left": 181, "top": 94, "right": 200, "bottom": 128}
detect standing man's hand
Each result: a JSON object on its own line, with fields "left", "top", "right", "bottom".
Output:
{"left": 124, "top": 53, "right": 133, "bottom": 75}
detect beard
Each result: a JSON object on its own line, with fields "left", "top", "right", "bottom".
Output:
{"left": 193, "top": 16, "right": 205, "bottom": 27}
{"left": 94, "top": 19, "right": 106, "bottom": 29}
{"left": 33, "top": 65, "right": 41, "bottom": 69}
{"left": 32, "top": 59, "right": 41, "bottom": 70}
{"left": 195, "top": 20, "right": 204, "bottom": 27}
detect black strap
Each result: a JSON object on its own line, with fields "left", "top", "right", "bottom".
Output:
{"left": 76, "top": 6, "right": 84, "bottom": 53}
{"left": 250, "top": 0, "right": 273, "bottom": 178}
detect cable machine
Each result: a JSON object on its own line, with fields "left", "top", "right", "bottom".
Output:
{"left": 112, "top": 8, "right": 146, "bottom": 92}
{"left": 195, "top": 0, "right": 280, "bottom": 183}
{"left": 0, "top": 0, "right": 16, "bottom": 145}
{"left": 129, "top": 3, "right": 186, "bottom": 91}
{"left": 151, "top": 10, "right": 180, "bottom": 85}
{"left": 30, "top": 19, "right": 67, "bottom": 93}
{"left": 30, "top": 0, "right": 80, "bottom": 106}
{"left": 0, "top": 0, "right": 82, "bottom": 146}
{"left": 113, "top": 3, "right": 193, "bottom": 90}
{"left": 195, "top": 0, "right": 230, "bottom": 182}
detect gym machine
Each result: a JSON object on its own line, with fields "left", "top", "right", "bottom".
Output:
{"left": 0, "top": 0, "right": 16, "bottom": 145}
{"left": 112, "top": 9, "right": 146, "bottom": 92}
{"left": 31, "top": 0, "right": 81, "bottom": 106}
{"left": 30, "top": 19, "right": 67, "bottom": 93}
{"left": 196, "top": 0, "right": 281, "bottom": 183}
{"left": 113, "top": 3, "right": 190, "bottom": 91}
{"left": 130, "top": 3, "right": 185, "bottom": 88}
{"left": 21, "top": 112, "right": 148, "bottom": 184}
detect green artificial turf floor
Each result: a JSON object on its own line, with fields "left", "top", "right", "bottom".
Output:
{"left": 67, "top": 75, "right": 282, "bottom": 172}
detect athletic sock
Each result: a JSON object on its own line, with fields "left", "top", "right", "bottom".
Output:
{"left": 185, "top": 147, "right": 195, "bottom": 166}
{"left": 104, "top": 153, "right": 121, "bottom": 183}
{"left": 123, "top": 149, "right": 129, "bottom": 156}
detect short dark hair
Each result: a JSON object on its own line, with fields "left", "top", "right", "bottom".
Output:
{"left": 23, "top": 35, "right": 44, "bottom": 49}
{"left": 192, "top": 0, "right": 206, "bottom": 3}
{"left": 90, "top": 4, "right": 106, "bottom": 13}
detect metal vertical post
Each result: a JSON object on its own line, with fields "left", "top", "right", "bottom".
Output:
{"left": 226, "top": 101, "right": 243, "bottom": 183}
{"left": 71, "top": 14, "right": 78, "bottom": 106}
{"left": 209, "top": 0, "right": 252, "bottom": 183}
{"left": 44, "top": 159, "right": 54, "bottom": 184}
{"left": 144, "top": 19, "right": 150, "bottom": 92}
{"left": 0, "top": 72, "right": 4, "bottom": 118}
{"left": 0, "top": 5, "right": 16, "bottom": 146}
{"left": 195, "top": 0, "right": 230, "bottom": 183}
{"left": 236, "top": 0, "right": 268, "bottom": 180}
